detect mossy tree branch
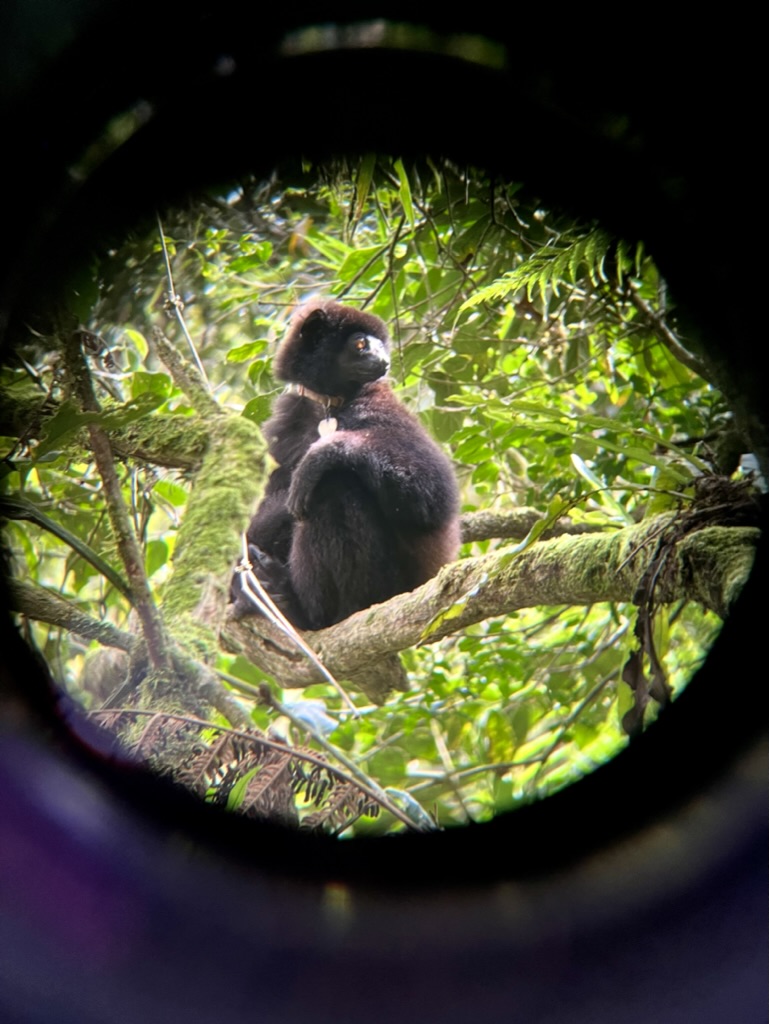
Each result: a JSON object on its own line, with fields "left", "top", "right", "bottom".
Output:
{"left": 10, "top": 333, "right": 760, "bottom": 710}
{"left": 0, "top": 382, "right": 209, "bottom": 470}
{"left": 223, "top": 514, "right": 760, "bottom": 700}
{"left": 62, "top": 324, "right": 173, "bottom": 674}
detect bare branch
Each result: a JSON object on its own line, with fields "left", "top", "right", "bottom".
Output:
{"left": 156, "top": 213, "right": 212, "bottom": 391}
{"left": 627, "top": 281, "right": 707, "bottom": 378}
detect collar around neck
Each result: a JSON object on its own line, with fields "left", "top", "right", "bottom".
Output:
{"left": 289, "top": 383, "right": 345, "bottom": 410}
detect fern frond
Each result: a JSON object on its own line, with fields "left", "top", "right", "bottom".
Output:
{"left": 460, "top": 227, "right": 616, "bottom": 311}
{"left": 302, "top": 781, "right": 380, "bottom": 833}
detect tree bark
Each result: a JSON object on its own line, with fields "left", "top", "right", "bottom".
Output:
{"left": 222, "top": 514, "right": 759, "bottom": 701}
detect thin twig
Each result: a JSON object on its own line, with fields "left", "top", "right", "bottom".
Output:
{"left": 627, "top": 281, "right": 707, "bottom": 379}
{"left": 429, "top": 717, "right": 472, "bottom": 822}
{"left": 156, "top": 212, "right": 211, "bottom": 390}
{"left": 530, "top": 670, "right": 618, "bottom": 785}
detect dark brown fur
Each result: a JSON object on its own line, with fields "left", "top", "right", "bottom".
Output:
{"left": 232, "top": 300, "right": 460, "bottom": 629}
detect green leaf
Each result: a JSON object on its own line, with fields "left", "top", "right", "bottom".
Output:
{"left": 420, "top": 575, "right": 489, "bottom": 640}
{"left": 616, "top": 679, "right": 635, "bottom": 727}
{"left": 572, "top": 722, "right": 599, "bottom": 749}
{"left": 511, "top": 705, "right": 531, "bottom": 745}
{"left": 242, "top": 394, "right": 274, "bottom": 424}
{"left": 354, "top": 153, "right": 377, "bottom": 221}
{"left": 145, "top": 539, "right": 169, "bottom": 577}
{"left": 337, "top": 246, "right": 383, "bottom": 282}
{"left": 367, "top": 748, "right": 407, "bottom": 786}
{"left": 496, "top": 496, "right": 569, "bottom": 566}
{"left": 226, "top": 765, "right": 261, "bottom": 812}
{"left": 153, "top": 480, "right": 188, "bottom": 507}
{"left": 570, "top": 454, "right": 634, "bottom": 524}
{"left": 229, "top": 244, "right": 272, "bottom": 272}
{"left": 123, "top": 328, "right": 149, "bottom": 358}
{"left": 0, "top": 495, "right": 132, "bottom": 599}
{"left": 131, "top": 371, "right": 172, "bottom": 399}
{"left": 227, "top": 340, "right": 268, "bottom": 363}
{"left": 394, "top": 158, "right": 416, "bottom": 231}
{"left": 486, "top": 709, "right": 515, "bottom": 762}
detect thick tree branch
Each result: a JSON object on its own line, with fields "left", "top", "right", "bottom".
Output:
{"left": 110, "top": 416, "right": 209, "bottom": 469}
{"left": 7, "top": 579, "right": 138, "bottom": 652}
{"left": 0, "top": 384, "right": 209, "bottom": 470}
{"left": 223, "top": 514, "right": 760, "bottom": 697}
{"left": 460, "top": 507, "right": 602, "bottom": 543}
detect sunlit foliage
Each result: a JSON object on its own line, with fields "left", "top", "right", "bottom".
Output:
{"left": 2, "top": 158, "right": 734, "bottom": 834}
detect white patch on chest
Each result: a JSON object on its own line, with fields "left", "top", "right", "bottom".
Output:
{"left": 318, "top": 416, "right": 338, "bottom": 438}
